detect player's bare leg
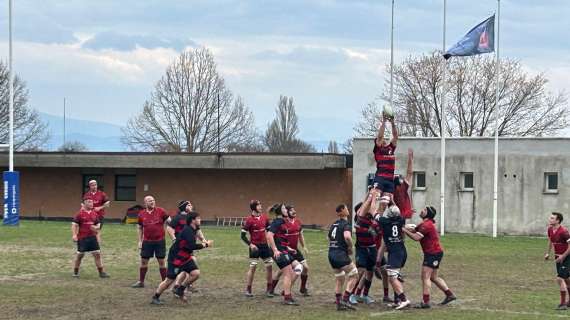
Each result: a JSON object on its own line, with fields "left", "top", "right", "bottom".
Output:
{"left": 151, "top": 278, "right": 174, "bottom": 305}
{"left": 430, "top": 269, "right": 456, "bottom": 305}
{"left": 245, "top": 260, "right": 257, "bottom": 297}
{"left": 281, "top": 265, "right": 298, "bottom": 305}
{"left": 271, "top": 268, "right": 282, "bottom": 294}
{"left": 299, "top": 261, "right": 310, "bottom": 296}
{"left": 72, "top": 252, "right": 84, "bottom": 277}
{"left": 556, "top": 276, "right": 568, "bottom": 309}
{"left": 157, "top": 258, "right": 167, "bottom": 281}
{"left": 132, "top": 258, "right": 149, "bottom": 288}
{"left": 175, "top": 269, "right": 200, "bottom": 303}
{"left": 337, "top": 263, "right": 359, "bottom": 310}
{"left": 387, "top": 269, "right": 410, "bottom": 310}
{"left": 264, "top": 259, "right": 274, "bottom": 297}
{"left": 333, "top": 269, "right": 348, "bottom": 311}
{"left": 92, "top": 251, "right": 108, "bottom": 278}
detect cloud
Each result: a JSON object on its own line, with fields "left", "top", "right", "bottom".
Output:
{"left": 82, "top": 31, "right": 196, "bottom": 51}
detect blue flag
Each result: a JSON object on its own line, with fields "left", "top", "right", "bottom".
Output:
{"left": 444, "top": 15, "right": 495, "bottom": 60}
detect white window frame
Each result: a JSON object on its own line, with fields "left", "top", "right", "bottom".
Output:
{"left": 460, "top": 172, "right": 474, "bottom": 191}
{"left": 544, "top": 172, "right": 559, "bottom": 194}
{"left": 413, "top": 171, "right": 426, "bottom": 190}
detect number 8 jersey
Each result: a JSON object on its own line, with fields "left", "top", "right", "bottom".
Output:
{"left": 328, "top": 219, "right": 351, "bottom": 253}
{"left": 376, "top": 215, "right": 406, "bottom": 252}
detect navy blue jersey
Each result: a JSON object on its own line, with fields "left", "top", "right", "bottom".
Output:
{"left": 268, "top": 218, "right": 290, "bottom": 253}
{"left": 376, "top": 215, "right": 405, "bottom": 252}
{"left": 169, "top": 212, "right": 187, "bottom": 238}
{"left": 328, "top": 219, "right": 352, "bottom": 253}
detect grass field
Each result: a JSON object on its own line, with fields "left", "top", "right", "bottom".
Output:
{"left": 0, "top": 221, "right": 566, "bottom": 320}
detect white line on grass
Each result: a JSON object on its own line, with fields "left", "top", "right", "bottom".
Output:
{"left": 457, "top": 306, "right": 569, "bottom": 318}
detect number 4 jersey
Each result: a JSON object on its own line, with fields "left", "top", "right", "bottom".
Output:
{"left": 328, "top": 219, "right": 351, "bottom": 253}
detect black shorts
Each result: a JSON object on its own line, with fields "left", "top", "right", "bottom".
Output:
{"left": 387, "top": 248, "right": 407, "bottom": 269}
{"left": 167, "top": 259, "right": 198, "bottom": 280}
{"left": 275, "top": 252, "right": 294, "bottom": 269}
{"left": 556, "top": 255, "right": 570, "bottom": 279}
{"left": 356, "top": 246, "right": 377, "bottom": 271}
{"left": 141, "top": 240, "right": 166, "bottom": 259}
{"left": 423, "top": 252, "right": 444, "bottom": 269}
{"left": 77, "top": 236, "right": 100, "bottom": 253}
{"left": 98, "top": 217, "right": 104, "bottom": 230}
{"left": 373, "top": 176, "right": 395, "bottom": 194}
{"left": 249, "top": 243, "right": 273, "bottom": 260}
{"left": 328, "top": 249, "right": 352, "bottom": 270}
{"left": 291, "top": 250, "right": 305, "bottom": 263}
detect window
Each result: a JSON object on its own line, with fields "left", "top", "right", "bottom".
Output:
{"left": 115, "top": 175, "right": 136, "bottom": 201}
{"left": 82, "top": 175, "right": 104, "bottom": 194}
{"left": 461, "top": 172, "right": 474, "bottom": 191}
{"left": 413, "top": 171, "right": 426, "bottom": 190}
{"left": 545, "top": 172, "right": 558, "bottom": 193}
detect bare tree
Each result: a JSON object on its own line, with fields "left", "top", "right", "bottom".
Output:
{"left": 341, "top": 138, "right": 353, "bottom": 154}
{"left": 355, "top": 51, "right": 569, "bottom": 137}
{"left": 328, "top": 140, "right": 339, "bottom": 153}
{"left": 263, "top": 96, "right": 315, "bottom": 153}
{"left": 58, "top": 141, "right": 88, "bottom": 152}
{"left": 122, "top": 47, "right": 258, "bottom": 152}
{"left": 0, "top": 62, "right": 49, "bottom": 150}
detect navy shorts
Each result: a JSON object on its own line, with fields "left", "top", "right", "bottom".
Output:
{"left": 249, "top": 243, "right": 273, "bottom": 260}
{"left": 328, "top": 249, "right": 352, "bottom": 270}
{"left": 291, "top": 250, "right": 306, "bottom": 263}
{"left": 141, "top": 240, "right": 166, "bottom": 259}
{"left": 275, "top": 252, "right": 294, "bottom": 269}
{"left": 387, "top": 248, "right": 407, "bottom": 269}
{"left": 356, "top": 246, "right": 377, "bottom": 271}
{"left": 77, "top": 236, "right": 100, "bottom": 253}
{"left": 423, "top": 252, "right": 444, "bottom": 269}
{"left": 167, "top": 259, "right": 198, "bottom": 280}
{"left": 373, "top": 176, "right": 395, "bottom": 194}
{"left": 556, "top": 255, "right": 570, "bottom": 279}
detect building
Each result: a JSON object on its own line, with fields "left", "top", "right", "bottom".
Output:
{"left": 0, "top": 152, "right": 352, "bottom": 226}
{"left": 353, "top": 137, "right": 570, "bottom": 235}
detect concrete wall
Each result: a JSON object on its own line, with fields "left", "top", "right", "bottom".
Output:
{"left": 353, "top": 137, "right": 570, "bottom": 236}
{"left": 1, "top": 167, "right": 352, "bottom": 226}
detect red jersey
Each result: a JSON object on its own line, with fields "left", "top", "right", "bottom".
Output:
{"left": 138, "top": 207, "right": 169, "bottom": 242}
{"left": 548, "top": 226, "right": 570, "bottom": 255}
{"left": 73, "top": 209, "right": 100, "bottom": 240}
{"left": 393, "top": 180, "right": 413, "bottom": 219}
{"left": 286, "top": 218, "right": 303, "bottom": 250}
{"left": 416, "top": 219, "right": 443, "bottom": 254}
{"left": 83, "top": 190, "right": 109, "bottom": 218}
{"left": 373, "top": 141, "right": 396, "bottom": 179}
{"left": 242, "top": 213, "right": 270, "bottom": 245}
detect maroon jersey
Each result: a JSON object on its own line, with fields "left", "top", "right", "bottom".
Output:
{"left": 355, "top": 215, "right": 379, "bottom": 247}
{"left": 83, "top": 190, "right": 109, "bottom": 218}
{"left": 73, "top": 209, "right": 100, "bottom": 240}
{"left": 242, "top": 213, "right": 269, "bottom": 245}
{"left": 416, "top": 220, "right": 443, "bottom": 254}
{"left": 373, "top": 142, "right": 396, "bottom": 180}
{"left": 268, "top": 218, "right": 290, "bottom": 253}
{"left": 286, "top": 218, "right": 303, "bottom": 250}
{"left": 393, "top": 180, "right": 413, "bottom": 219}
{"left": 548, "top": 226, "right": 570, "bottom": 255}
{"left": 138, "top": 207, "right": 169, "bottom": 241}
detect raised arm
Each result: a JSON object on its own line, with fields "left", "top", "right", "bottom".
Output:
{"left": 406, "top": 148, "right": 414, "bottom": 184}
{"left": 376, "top": 117, "right": 386, "bottom": 147}
{"left": 390, "top": 117, "right": 398, "bottom": 146}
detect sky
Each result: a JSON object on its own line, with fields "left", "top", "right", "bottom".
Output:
{"left": 0, "top": 0, "right": 568, "bottom": 144}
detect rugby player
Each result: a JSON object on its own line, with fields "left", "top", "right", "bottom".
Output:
{"left": 376, "top": 203, "right": 411, "bottom": 310}
{"left": 328, "top": 204, "right": 359, "bottom": 311}
{"left": 132, "top": 195, "right": 169, "bottom": 288}
{"left": 267, "top": 204, "right": 303, "bottom": 305}
{"left": 71, "top": 198, "right": 109, "bottom": 278}
{"left": 82, "top": 179, "right": 110, "bottom": 244}
{"left": 241, "top": 200, "right": 273, "bottom": 297}
{"left": 393, "top": 148, "right": 414, "bottom": 220}
{"left": 403, "top": 206, "right": 456, "bottom": 308}
{"left": 545, "top": 212, "right": 570, "bottom": 310}
{"left": 373, "top": 114, "right": 398, "bottom": 198}
{"left": 151, "top": 211, "right": 213, "bottom": 305}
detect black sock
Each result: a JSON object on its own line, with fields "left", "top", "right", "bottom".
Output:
{"left": 153, "top": 292, "right": 161, "bottom": 299}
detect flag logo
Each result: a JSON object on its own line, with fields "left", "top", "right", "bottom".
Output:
{"left": 444, "top": 15, "right": 495, "bottom": 60}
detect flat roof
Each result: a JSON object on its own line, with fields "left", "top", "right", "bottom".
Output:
{"left": 0, "top": 152, "right": 349, "bottom": 170}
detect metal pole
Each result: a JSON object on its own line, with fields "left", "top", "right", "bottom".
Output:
{"left": 389, "top": 0, "right": 394, "bottom": 108}
{"left": 492, "top": 0, "right": 501, "bottom": 238}
{"left": 440, "top": 0, "right": 447, "bottom": 236}
{"left": 63, "top": 97, "right": 66, "bottom": 148}
{"left": 217, "top": 92, "right": 220, "bottom": 153}
{"left": 8, "top": 0, "right": 14, "bottom": 171}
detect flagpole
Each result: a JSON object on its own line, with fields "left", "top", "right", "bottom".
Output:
{"left": 440, "top": 0, "right": 447, "bottom": 236}
{"left": 8, "top": 0, "right": 14, "bottom": 171}
{"left": 492, "top": 0, "right": 501, "bottom": 238}
{"left": 389, "top": 0, "right": 394, "bottom": 109}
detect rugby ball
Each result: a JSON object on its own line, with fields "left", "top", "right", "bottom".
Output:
{"left": 405, "top": 223, "right": 417, "bottom": 230}
{"left": 383, "top": 104, "right": 395, "bottom": 119}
